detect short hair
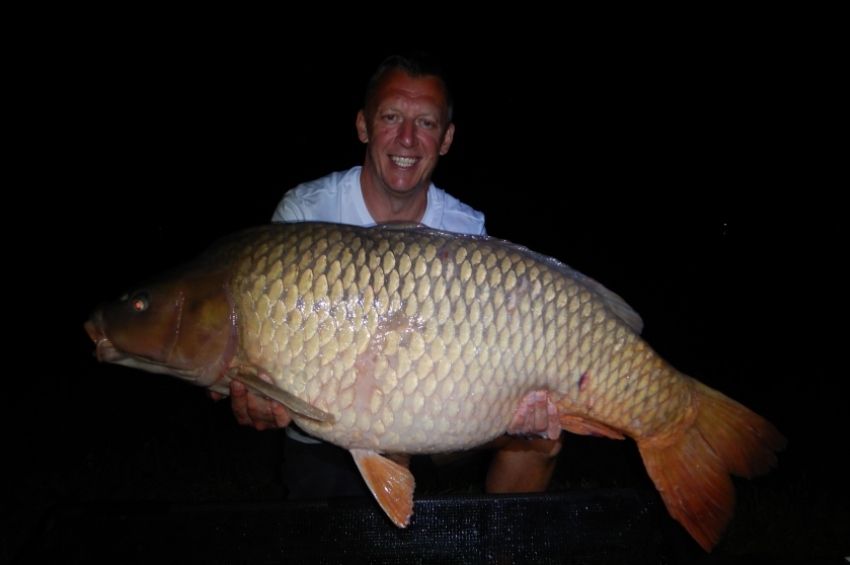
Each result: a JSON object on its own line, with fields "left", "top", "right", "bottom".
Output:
{"left": 364, "top": 52, "right": 454, "bottom": 122}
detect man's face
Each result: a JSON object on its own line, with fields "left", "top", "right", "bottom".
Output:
{"left": 357, "top": 70, "right": 455, "bottom": 196}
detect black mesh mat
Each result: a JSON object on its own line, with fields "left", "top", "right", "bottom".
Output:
{"left": 17, "top": 489, "right": 700, "bottom": 564}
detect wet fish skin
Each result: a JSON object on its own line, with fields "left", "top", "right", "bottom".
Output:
{"left": 85, "top": 222, "right": 785, "bottom": 551}
{"left": 226, "top": 224, "right": 643, "bottom": 448}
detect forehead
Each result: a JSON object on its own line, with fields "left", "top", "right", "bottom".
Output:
{"left": 370, "top": 70, "right": 448, "bottom": 114}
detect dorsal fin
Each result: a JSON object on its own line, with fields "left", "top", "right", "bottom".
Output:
{"left": 552, "top": 262, "right": 644, "bottom": 334}
{"left": 367, "top": 224, "right": 644, "bottom": 334}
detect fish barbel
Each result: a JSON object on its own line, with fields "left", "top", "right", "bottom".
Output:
{"left": 84, "top": 222, "right": 784, "bottom": 551}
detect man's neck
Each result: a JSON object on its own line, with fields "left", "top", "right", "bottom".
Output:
{"left": 360, "top": 169, "right": 429, "bottom": 224}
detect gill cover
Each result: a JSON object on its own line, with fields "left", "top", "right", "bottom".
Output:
{"left": 94, "top": 263, "right": 237, "bottom": 387}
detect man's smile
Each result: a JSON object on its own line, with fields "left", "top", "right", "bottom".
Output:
{"left": 390, "top": 155, "right": 419, "bottom": 169}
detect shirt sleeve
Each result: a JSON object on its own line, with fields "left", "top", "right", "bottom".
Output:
{"left": 271, "top": 192, "right": 305, "bottom": 223}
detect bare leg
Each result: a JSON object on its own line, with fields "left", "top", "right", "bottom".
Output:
{"left": 486, "top": 390, "right": 564, "bottom": 493}
{"left": 485, "top": 435, "right": 563, "bottom": 493}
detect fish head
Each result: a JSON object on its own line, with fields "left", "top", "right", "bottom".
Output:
{"left": 84, "top": 265, "right": 238, "bottom": 389}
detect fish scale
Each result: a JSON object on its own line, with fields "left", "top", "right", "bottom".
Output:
{"left": 86, "top": 221, "right": 784, "bottom": 551}
{"left": 227, "top": 223, "right": 666, "bottom": 453}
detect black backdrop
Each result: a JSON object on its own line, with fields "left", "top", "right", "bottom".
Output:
{"left": 8, "top": 22, "right": 846, "bottom": 563}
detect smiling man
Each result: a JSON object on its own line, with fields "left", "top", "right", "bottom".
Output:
{"left": 271, "top": 54, "right": 485, "bottom": 233}
{"left": 229, "top": 54, "right": 560, "bottom": 500}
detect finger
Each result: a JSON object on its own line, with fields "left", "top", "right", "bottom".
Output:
{"left": 533, "top": 399, "right": 548, "bottom": 432}
{"left": 270, "top": 403, "right": 292, "bottom": 427}
{"left": 246, "top": 392, "right": 276, "bottom": 430}
{"left": 230, "top": 380, "right": 247, "bottom": 397}
{"left": 229, "top": 382, "right": 252, "bottom": 426}
{"left": 231, "top": 396, "right": 251, "bottom": 426}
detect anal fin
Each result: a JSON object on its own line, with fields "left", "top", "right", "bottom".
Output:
{"left": 351, "top": 449, "right": 415, "bottom": 528}
{"left": 560, "top": 414, "right": 625, "bottom": 440}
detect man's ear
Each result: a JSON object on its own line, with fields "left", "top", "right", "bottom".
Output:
{"left": 356, "top": 110, "right": 369, "bottom": 143}
{"left": 439, "top": 123, "right": 455, "bottom": 156}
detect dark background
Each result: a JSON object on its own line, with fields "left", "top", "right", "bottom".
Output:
{"left": 7, "top": 17, "right": 846, "bottom": 563}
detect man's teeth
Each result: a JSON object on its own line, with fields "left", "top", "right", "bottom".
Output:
{"left": 391, "top": 156, "right": 417, "bottom": 168}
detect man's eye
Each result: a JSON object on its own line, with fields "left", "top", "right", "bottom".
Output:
{"left": 382, "top": 114, "right": 399, "bottom": 123}
{"left": 418, "top": 118, "right": 436, "bottom": 129}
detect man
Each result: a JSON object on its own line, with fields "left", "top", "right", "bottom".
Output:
{"left": 221, "top": 53, "right": 562, "bottom": 496}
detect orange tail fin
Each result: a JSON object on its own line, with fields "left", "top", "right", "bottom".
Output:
{"left": 637, "top": 379, "right": 786, "bottom": 552}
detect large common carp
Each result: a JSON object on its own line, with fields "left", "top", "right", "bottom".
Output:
{"left": 84, "top": 222, "right": 784, "bottom": 551}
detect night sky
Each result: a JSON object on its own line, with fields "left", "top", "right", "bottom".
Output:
{"left": 9, "top": 29, "right": 846, "bottom": 562}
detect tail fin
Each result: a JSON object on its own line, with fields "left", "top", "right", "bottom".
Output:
{"left": 637, "top": 379, "right": 786, "bottom": 551}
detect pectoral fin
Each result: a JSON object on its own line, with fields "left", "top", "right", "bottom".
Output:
{"left": 233, "top": 371, "right": 335, "bottom": 424}
{"left": 351, "top": 449, "right": 415, "bottom": 528}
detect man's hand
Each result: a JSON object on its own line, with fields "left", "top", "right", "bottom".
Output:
{"left": 506, "top": 390, "right": 561, "bottom": 440}
{"left": 209, "top": 380, "right": 292, "bottom": 431}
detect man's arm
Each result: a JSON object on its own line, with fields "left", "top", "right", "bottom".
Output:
{"left": 271, "top": 192, "right": 304, "bottom": 223}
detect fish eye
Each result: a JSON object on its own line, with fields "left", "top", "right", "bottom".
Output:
{"left": 129, "top": 292, "right": 150, "bottom": 313}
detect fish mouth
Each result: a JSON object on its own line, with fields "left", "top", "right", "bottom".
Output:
{"left": 83, "top": 316, "right": 201, "bottom": 382}
{"left": 84, "top": 316, "right": 124, "bottom": 363}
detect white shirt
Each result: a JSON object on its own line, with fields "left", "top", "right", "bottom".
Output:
{"left": 271, "top": 166, "right": 486, "bottom": 235}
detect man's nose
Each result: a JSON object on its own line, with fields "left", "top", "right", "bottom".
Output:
{"left": 396, "top": 120, "right": 415, "bottom": 147}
